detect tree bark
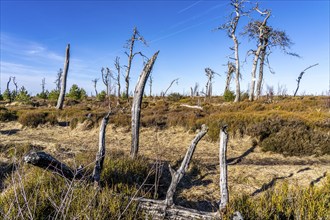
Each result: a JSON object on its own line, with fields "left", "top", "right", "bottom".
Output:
{"left": 131, "top": 51, "right": 159, "bottom": 159}
{"left": 24, "top": 151, "right": 81, "bottom": 180}
{"left": 233, "top": 35, "right": 241, "bottom": 102}
{"left": 219, "top": 126, "right": 229, "bottom": 213}
{"left": 249, "top": 47, "right": 262, "bottom": 101}
{"left": 92, "top": 111, "right": 111, "bottom": 187}
{"left": 256, "top": 48, "right": 266, "bottom": 100}
{"left": 56, "top": 44, "right": 70, "bottom": 110}
{"left": 165, "top": 125, "right": 208, "bottom": 206}
{"left": 224, "top": 62, "right": 235, "bottom": 94}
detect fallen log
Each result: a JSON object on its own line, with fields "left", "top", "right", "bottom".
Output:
{"left": 24, "top": 151, "right": 81, "bottom": 180}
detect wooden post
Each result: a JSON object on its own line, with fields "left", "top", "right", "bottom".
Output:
{"left": 130, "top": 51, "right": 159, "bottom": 159}
{"left": 56, "top": 44, "right": 70, "bottom": 110}
{"left": 92, "top": 111, "right": 111, "bottom": 187}
{"left": 219, "top": 125, "right": 229, "bottom": 212}
{"left": 165, "top": 124, "right": 208, "bottom": 206}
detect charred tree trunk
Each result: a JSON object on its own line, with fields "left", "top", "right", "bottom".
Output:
{"left": 56, "top": 44, "right": 70, "bottom": 110}
{"left": 92, "top": 111, "right": 111, "bottom": 187}
{"left": 219, "top": 126, "right": 229, "bottom": 213}
{"left": 130, "top": 51, "right": 159, "bottom": 159}
{"left": 165, "top": 125, "right": 208, "bottom": 206}
{"left": 24, "top": 151, "right": 81, "bottom": 180}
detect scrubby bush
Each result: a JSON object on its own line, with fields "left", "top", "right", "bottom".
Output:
{"left": 48, "top": 90, "right": 60, "bottom": 101}
{"left": 96, "top": 90, "right": 107, "bottom": 101}
{"left": 15, "top": 86, "right": 30, "bottom": 103}
{"left": 0, "top": 107, "right": 18, "bottom": 122}
{"left": 2, "top": 89, "right": 11, "bottom": 102}
{"left": 167, "top": 92, "right": 183, "bottom": 102}
{"left": 0, "top": 93, "right": 3, "bottom": 101}
{"left": 223, "top": 90, "right": 235, "bottom": 102}
{"left": 36, "top": 90, "right": 49, "bottom": 100}
{"left": 18, "top": 111, "right": 58, "bottom": 127}
{"left": 67, "top": 84, "right": 87, "bottom": 101}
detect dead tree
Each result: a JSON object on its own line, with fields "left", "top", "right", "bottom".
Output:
{"left": 149, "top": 73, "right": 153, "bottom": 97}
{"left": 224, "top": 62, "right": 235, "bottom": 93}
{"left": 124, "top": 27, "right": 148, "bottom": 99}
{"left": 294, "top": 63, "right": 319, "bottom": 97}
{"left": 114, "top": 56, "right": 121, "bottom": 97}
{"left": 101, "top": 67, "right": 111, "bottom": 96}
{"left": 5, "top": 77, "right": 12, "bottom": 102}
{"left": 41, "top": 78, "right": 46, "bottom": 94}
{"left": 131, "top": 51, "right": 159, "bottom": 159}
{"left": 218, "top": 0, "right": 247, "bottom": 102}
{"left": 56, "top": 44, "right": 70, "bottom": 110}
{"left": 165, "top": 124, "right": 208, "bottom": 206}
{"left": 204, "top": 68, "right": 218, "bottom": 98}
{"left": 161, "top": 78, "right": 179, "bottom": 97}
{"left": 92, "top": 78, "right": 99, "bottom": 96}
{"left": 92, "top": 111, "right": 111, "bottom": 187}
{"left": 12, "top": 77, "right": 18, "bottom": 95}
{"left": 247, "top": 7, "right": 271, "bottom": 101}
{"left": 219, "top": 126, "right": 229, "bottom": 213}
{"left": 55, "top": 69, "right": 62, "bottom": 91}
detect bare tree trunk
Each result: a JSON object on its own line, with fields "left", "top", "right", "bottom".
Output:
{"left": 92, "top": 111, "right": 111, "bottom": 187}
{"left": 249, "top": 47, "right": 262, "bottom": 101}
{"left": 92, "top": 78, "right": 98, "bottom": 96}
{"left": 114, "top": 56, "right": 121, "bottom": 98}
{"left": 233, "top": 36, "right": 241, "bottom": 102}
{"left": 294, "top": 63, "right": 319, "bottom": 97}
{"left": 219, "top": 126, "right": 229, "bottom": 213}
{"left": 125, "top": 31, "right": 135, "bottom": 99}
{"left": 224, "top": 62, "right": 234, "bottom": 93}
{"left": 165, "top": 125, "right": 208, "bottom": 206}
{"left": 56, "top": 44, "right": 70, "bottom": 110}
{"left": 131, "top": 51, "right": 159, "bottom": 159}
{"left": 256, "top": 48, "right": 266, "bottom": 100}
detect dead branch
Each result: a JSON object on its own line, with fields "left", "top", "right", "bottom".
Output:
{"left": 180, "top": 104, "right": 203, "bottom": 110}
{"left": 219, "top": 126, "right": 229, "bottom": 213}
{"left": 294, "top": 63, "right": 319, "bottom": 97}
{"left": 92, "top": 111, "right": 111, "bottom": 187}
{"left": 162, "top": 78, "right": 179, "bottom": 97}
{"left": 165, "top": 124, "right": 208, "bottom": 206}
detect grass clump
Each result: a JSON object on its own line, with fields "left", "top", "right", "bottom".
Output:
{"left": 18, "top": 111, "right": 58, "bottom": 127}
{"left": 0, "top": 107, "right": 18, "bottom": 122}
{"left": 225, "top": 177, "right": 330, "bottom": 220}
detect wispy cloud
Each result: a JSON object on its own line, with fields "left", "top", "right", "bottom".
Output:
{"left": 178, "top": 0, "right": 203, "bottom": 14}
{"left": 0, "top": 33, "right": 63, "bottom": 64}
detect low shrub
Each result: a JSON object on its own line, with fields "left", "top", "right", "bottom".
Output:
{"left": 0, "top": 107, "right": 17, "bottom": 122}
{"left": 18, "top": 111, "right": 58, "bottom": 127}
{"left": 223, "top": 90, "right": 235, "bottom": 102}
{"left": 167, "top": 92, "right": 183, "bottom": 102}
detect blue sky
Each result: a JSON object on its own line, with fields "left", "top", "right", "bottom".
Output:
{"left": 1, "top": 0, "right": 329, "bottom": 96}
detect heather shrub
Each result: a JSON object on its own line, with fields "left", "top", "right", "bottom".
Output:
{"left": 0, "top": 107, "right": 17, "bottom": 122}
{"left": 18, "top": 111, "right": 58, "bottom": 127}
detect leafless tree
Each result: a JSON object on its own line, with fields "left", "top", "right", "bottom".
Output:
{"left": 224, "top": 62, "right": 235, "bottom": 94}
{"left": 190, "top": 82, "right": 199, "bottom": 97}
{"left": 92, "top": 78, "right": 99, "bottom": 96}
{"left": 41, "top": 78, "right": 46, "bottom": 94}
{"left": 131, "top": 51, "right": 159, "bottom": 159}
{"left": 114, "top": 56, "right": 121, "bottom": 97}
{"left": 12, "top": 77, "right": 19, "bottom": 95}
{"left": 161, "top": 78, "right": 179, "bottom": 97}
{"left": 294, "top": 63, "right": 319, "bottom": 97}
{"left": 56, "top": 44, "right": 70, "bottom": 110}
{"left": 124, "top": 27, "right": 148, "bottom": 99}
{"left": 204, "top": 68, "right": 219, "bottom": 98}
{"left": 101, "top": 67, "right": 112, "bottom": 96}
{"left": 244, "top": 5, "right": 299, "bottom": 100}
{"left": 245, "top": 6, "right": 271, "bottom": 101}
{"left": 55, "top": 69, "right": 62, "bottom": 91}
{"left": 218, "top": 0, "right": 247, "bottom": 102}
